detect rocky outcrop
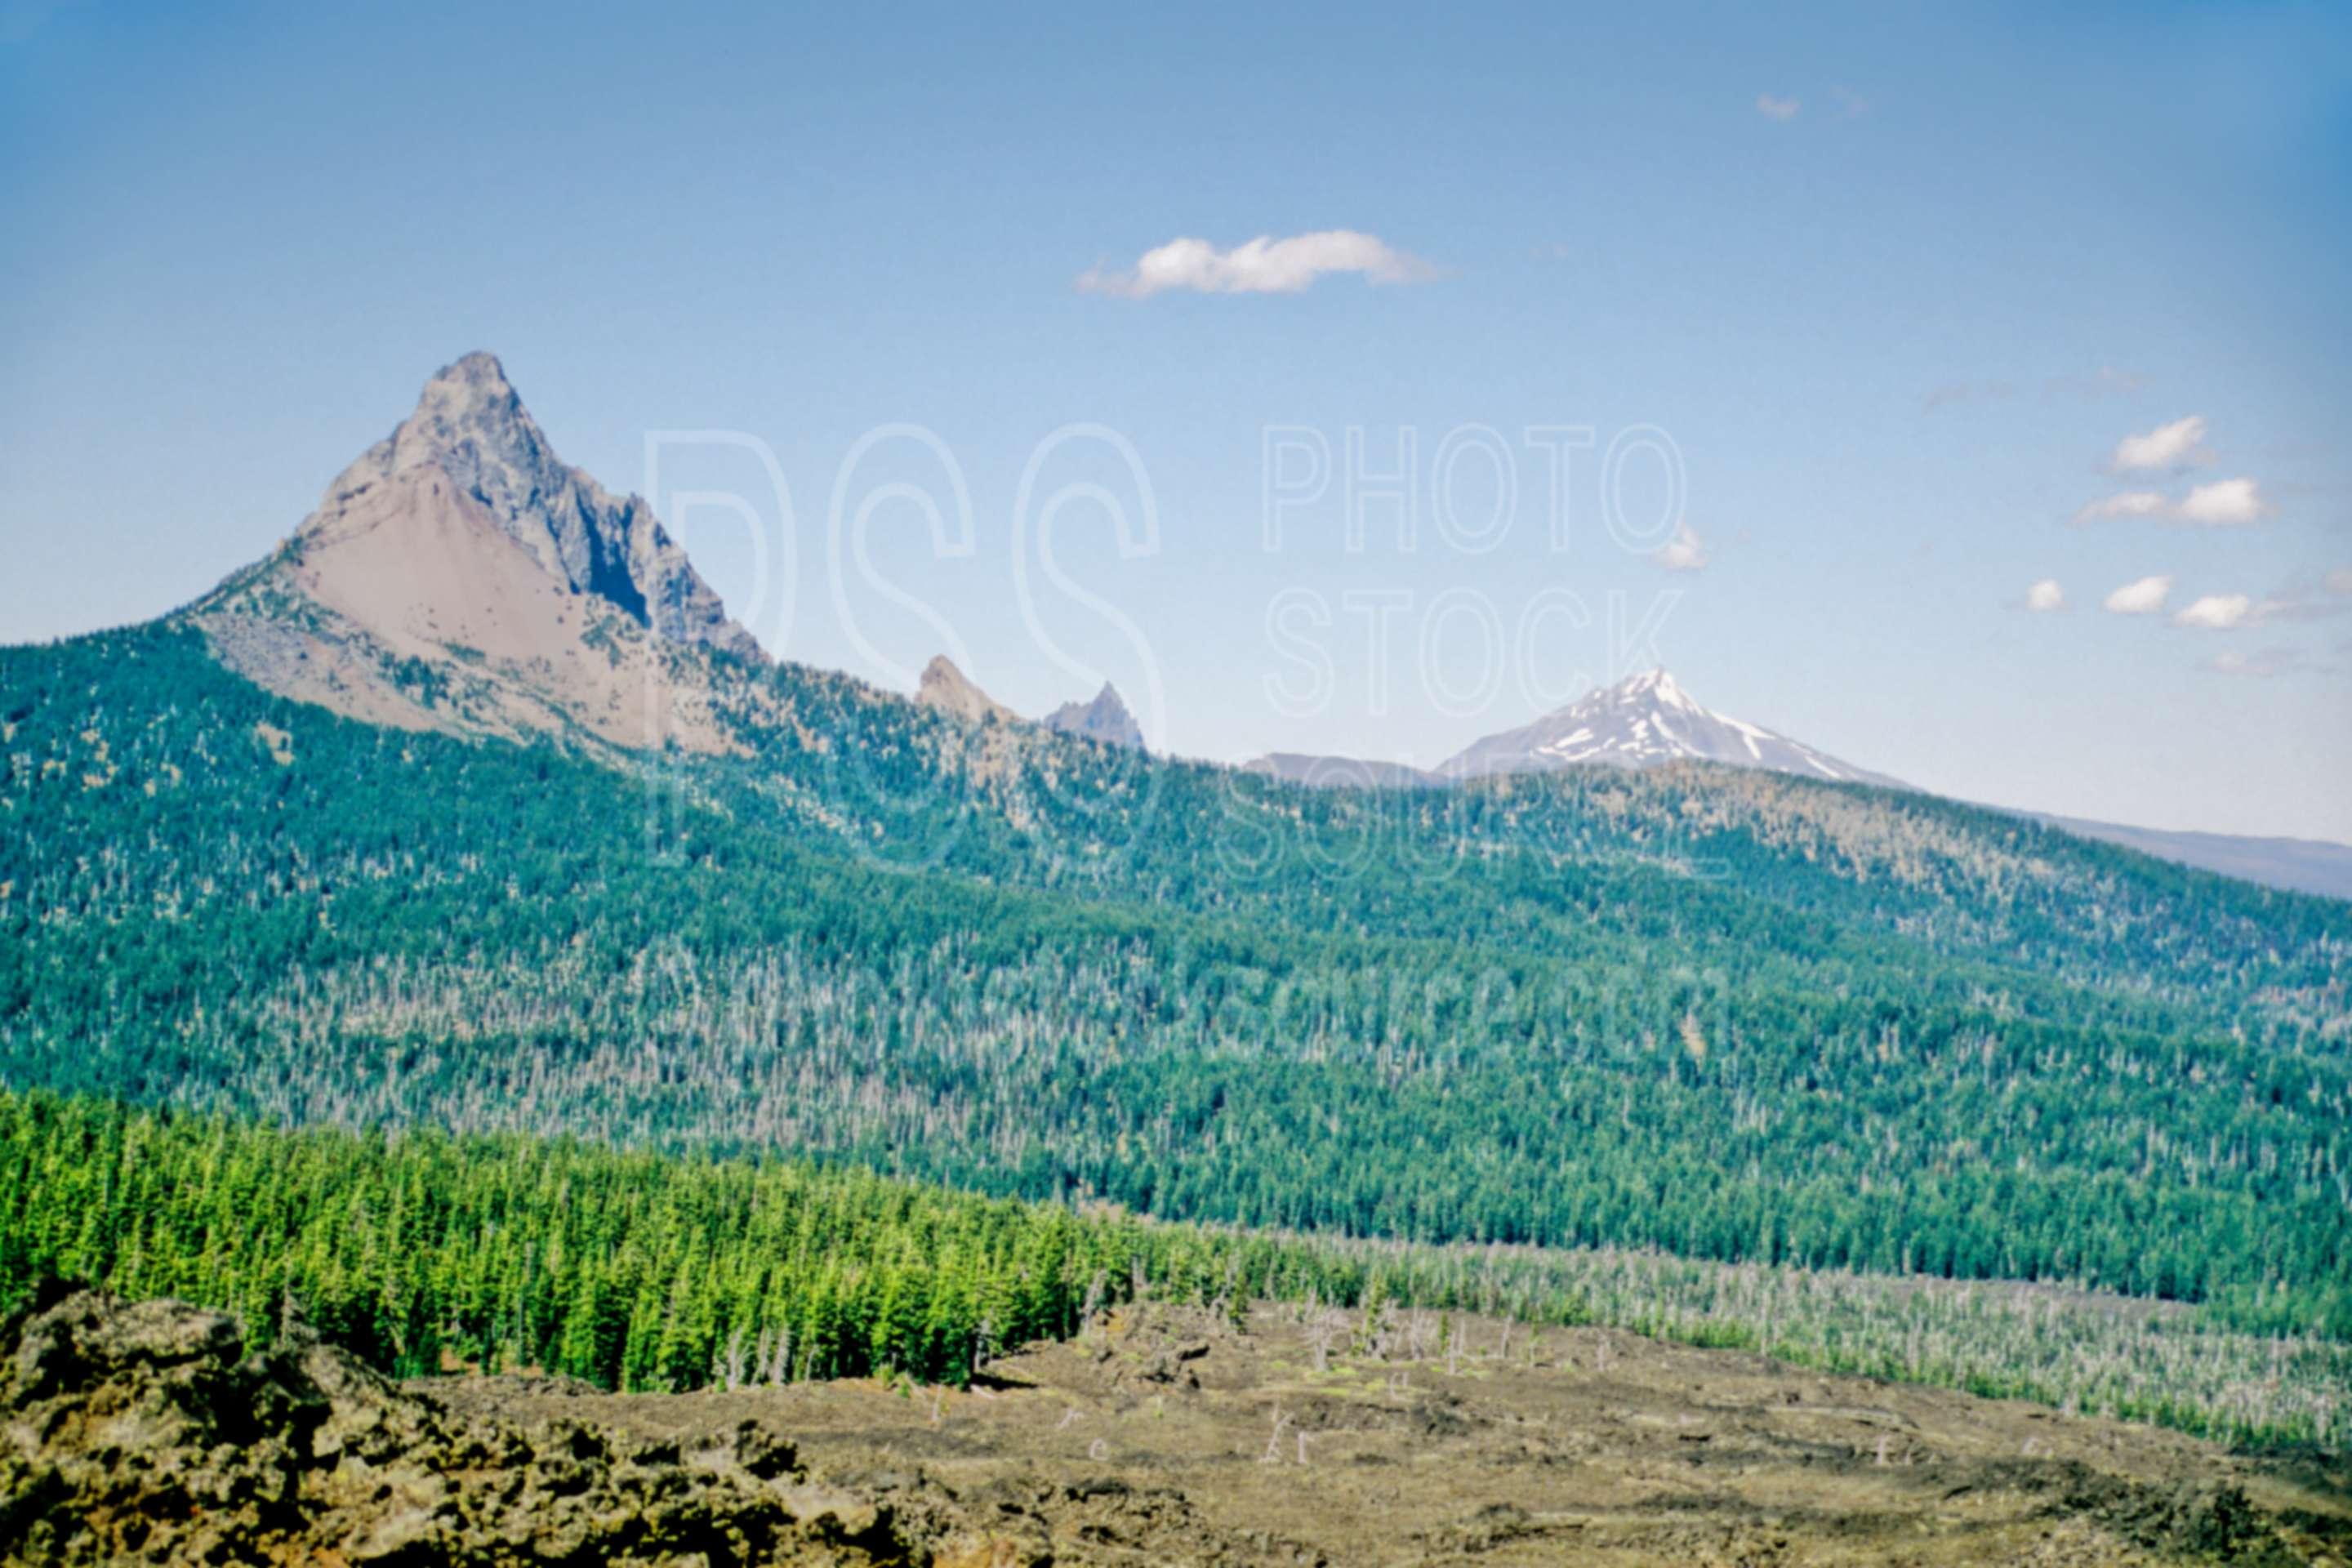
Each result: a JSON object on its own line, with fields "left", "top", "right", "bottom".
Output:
{"left": 0, "top": 1289, "right": 926, "bottom": 1566}
{"left": 913, "top": 655, "right": 1017, "bottom": 726}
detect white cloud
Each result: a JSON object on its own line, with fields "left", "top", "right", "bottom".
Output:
{"left": 2176, "top": 476, "right": 2268, "bottom": 526}
{"left": 1077, "top": 230, "right": 1437, "bottom": 298}
{"left": 1756, "top": 95, "right": 1801, "bottom": 121}
{"left": 2172, "top": 594, "right": 2254, "bottom": 630}
{"left": 2074, "top": 491, "right": 2170, "bottom": 523}
{"left": 2108, "top": 414, "right": 2210, "bottom": 473}
{"left": 2329, "top": 568, "right": 2352, "bottom": 597}
{"left": 1654, "top": 522, "right": 1709, "bottom": 572}
{"left": 2024, "top": 579, "right": 2065, "bottom": 612}
{"left": 2102, "top": 574, "right": 2172, "bottom": 616}
{"left": 1829, "top": 86, "right": 1869, "bottom": 118}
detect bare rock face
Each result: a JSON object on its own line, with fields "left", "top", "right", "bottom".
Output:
{"left": 194, "top": 354, "right": 768, "bottom": 753}
{"left": 309, "top": 353, "right": 760, "bottom": 662}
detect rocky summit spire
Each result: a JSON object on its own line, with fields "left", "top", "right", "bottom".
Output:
{"left": 196, "top": 352, "right": 768, "bottom": 755}
{"left": 305, "top": 352, "right": 760, "bottom": 660}
{"left": 1043, "top": 681, "right": 1144, "bottom": 751}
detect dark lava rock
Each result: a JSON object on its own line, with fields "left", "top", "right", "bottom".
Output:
{"left": 0, "top": 1290, "right": 919, "bottom": 1566}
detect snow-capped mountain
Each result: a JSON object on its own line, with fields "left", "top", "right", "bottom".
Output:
{"left": 1441, "top": 670, "right": 1906, "bottom": 787}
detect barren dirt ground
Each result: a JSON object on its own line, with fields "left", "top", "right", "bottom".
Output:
{"left": 443, "top": 1304, "right": 2352, "bottom": 1566}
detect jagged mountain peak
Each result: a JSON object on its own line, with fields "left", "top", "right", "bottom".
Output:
{"left": 195, "top": 353, "right": 764, "bottom": 752}
{"left": 1044, "top": 681, "right": 1144, "bottom": 751}
{"left": 296, "top": 354, "right": 755, "bottom": 659}
{"left": 319, "top": 352, "right": 550, "bottom": 530}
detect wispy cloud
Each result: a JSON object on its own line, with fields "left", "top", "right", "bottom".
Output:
{"left": 2108, "top": 414, "right": 2211, "bottom": 473}
{"left": 2203, "top": 646, "right": 2310, "bottom": 679}
{"left": 2024, "top": 579, "right": 2066, "bottom": 612}
{"left": 1756, "top": 95, "right": 1801, "bottom": 122}
{"left": 1654, "top": 522, "right": 1709, "bottom": 572}
{"left": 1077, "top": 231, "right": 1438, "bottom": 298}
{"left": 2074, "top": 491, "right": 2169, "bottom": 523}
{"left": 2165, "top": 575, "right": 2347, "bottom": 631}
{"left": 1829, "top": 86, "right": 1869, "bottom": 118}
{"left": 2103, "top": 575, "right": 2172, "bottom": 616}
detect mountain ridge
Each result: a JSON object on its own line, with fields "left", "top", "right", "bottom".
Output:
{"left": 1250, "top": 669, "right": 1904, "bottom": 791}
{"left": 1248, "top": 669, "right": 2350, "bottom": 901}
{"left": 82, "top": 349, "right": 2347, "bottom": 904}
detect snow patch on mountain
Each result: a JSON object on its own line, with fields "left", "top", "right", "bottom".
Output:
{"left": 1441, "top": 669, "right": 1907, "bottom": 788}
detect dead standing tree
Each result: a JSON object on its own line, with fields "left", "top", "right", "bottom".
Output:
{"left": 1261, "top": 1406, "right": 1295, "bottom": 1463}
{"left": 1304, "top": 1305, "right": 1351, "bottom": 1374}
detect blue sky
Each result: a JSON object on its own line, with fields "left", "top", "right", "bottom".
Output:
{"left": 3, "top": 0, "right": 2348, "bottom": 838}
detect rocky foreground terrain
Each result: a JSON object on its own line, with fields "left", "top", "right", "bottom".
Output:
{"left": 1, "top": 1289, "right": 2345, "bottom": 1566}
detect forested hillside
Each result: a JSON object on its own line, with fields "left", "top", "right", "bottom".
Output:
{"left": 5, "top": 621, "right": 2346, "bottom": 1347}
{"left": 4, "top": 1089, "right": 2343, "bottom": 1445}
